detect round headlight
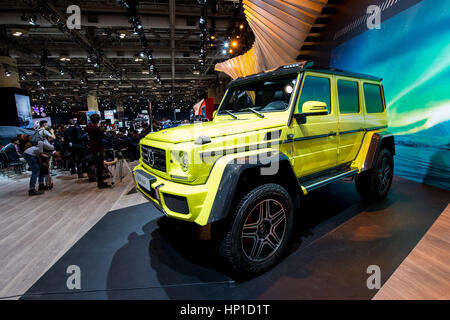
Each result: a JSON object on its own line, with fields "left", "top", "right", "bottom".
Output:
{"left": 179, "top": 151, "right": 189, "bottom": 172}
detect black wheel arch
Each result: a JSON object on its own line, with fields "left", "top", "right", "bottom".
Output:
{"left": 363, "top": 132, "right": 395, "bottom": 171}
{"left": 207, "top": 152, "right": 301, "bottom": 224}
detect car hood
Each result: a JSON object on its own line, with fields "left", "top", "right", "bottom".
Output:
{"left": 144, "top": 118, "right": 285, "bottom": 143}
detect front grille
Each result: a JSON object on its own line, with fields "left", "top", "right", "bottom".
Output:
{"left": 141, "top": 145, "right": 166, "bottom": 172}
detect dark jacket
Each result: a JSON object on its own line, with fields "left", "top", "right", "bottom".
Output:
{"left": 64, "top": 125, "right": 83, "bottom": 146}
{"left": 87, "top": 124, "right": 105, "bottom": 154}
{"left": 2, "top": 143, "right": 21, "bottom": 162}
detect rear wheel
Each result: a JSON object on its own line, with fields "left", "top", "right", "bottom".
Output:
{"left": 355, "top": 148, "right": 394, "bottom": 200}
{"left": 217, "top": 183, "right": 294, "bottom": 277}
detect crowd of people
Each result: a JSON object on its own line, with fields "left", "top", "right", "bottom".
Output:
{"left": 0, "top": 116, "right": 151, "bottom": 196}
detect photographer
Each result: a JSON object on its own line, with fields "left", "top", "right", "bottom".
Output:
{"left": 87, "top": 114, "right": 111, "bottom": 189}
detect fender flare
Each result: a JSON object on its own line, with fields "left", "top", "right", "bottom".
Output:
{"left": 207, "top": 152, "right": 300, "bottom": 224}
{"left": 363, "top": 132, "right": 395, "bottom": 171}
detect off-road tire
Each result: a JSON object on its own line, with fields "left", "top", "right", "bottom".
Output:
{"left": 217, "top": 183, "right": 294, "bottom": 278}
{"left": 355, "top": 148, "right": 394, "bottom": 201}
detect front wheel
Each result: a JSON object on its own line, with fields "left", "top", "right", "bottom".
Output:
{"left": 217, "top": 183, "right": 294, "bottom": 278}
{"left": 355, "top": 148, "right": 394, "bottom": 201}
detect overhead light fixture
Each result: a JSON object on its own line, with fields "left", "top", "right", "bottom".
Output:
{"left": 142, "top": 70, "right": 150, "bottom": 74}
{"left": 12, "top": 30, "right": 23, "bottom": 37}
{"left": 193, "top": 70, "right": 200, "bottom": 75}
{"left": 26, "top": 71, "right": 33, "bottom": 76}
{"left": 239, "top": 24, "right": 244, "bottom": 29}
{"left": 231, "top": 41, "right": 238, "bottom": 48}
{"left": 210, "top": 35, "right": 215, "bottom": 40}
{"left": 60, "top": 69, "right": 65, "bottom": 75}
{"left": 222, "top": 49, "right": 227, "bottom": 55}
{"left": 229, "top": 49, "right": 233, "bottom": 54}
{"left": 223, "top": 41, "right": 229, "bottom": 48}
{"left": 86, "top": 70, "right": 94, "bottom": 74}
{"left": 59, "top": 53, "right": 70, "bottom": 62}
{"left": 28, "top": 15, "right": 37, "bottom": 25}
{"left": 5, "top": 69, "right": 11, "bottom": 77}
{"left": 133, "top": 54, "right": 143, "bottom": 62}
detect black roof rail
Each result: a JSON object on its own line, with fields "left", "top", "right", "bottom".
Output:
{"left": 227, "top": 61, "right": 382, "bottom": 88}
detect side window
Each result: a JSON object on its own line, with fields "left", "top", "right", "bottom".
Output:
{"left": 337, "top": 80, "right": 359, "bottom": 113}
{"left": 298, "top": 76, "right": 331, "bottom": 113}
{"left": 363, "top": 83, "right": 384, "bottom": 113}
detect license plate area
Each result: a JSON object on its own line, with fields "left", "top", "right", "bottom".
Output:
{"left": 134, "top": 170, "right": 157, "bottom": 192}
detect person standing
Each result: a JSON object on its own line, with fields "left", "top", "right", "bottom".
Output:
{"left": 38, "top": 120, "right": 56, "bottom": 143}
{"left": 64, "top": 119, "right": 85, "bottom": 178}
{"left": 23, "top": 141, "right": 55, "bottom": 196}
{"left": 87, "top": 114, "right": 110, "bottom": 189}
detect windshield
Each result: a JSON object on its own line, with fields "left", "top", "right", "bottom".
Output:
{"left": 218, "top": 74, "right": 298, "bottom": 115}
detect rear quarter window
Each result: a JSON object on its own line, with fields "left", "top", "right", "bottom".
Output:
{"left": 363, "top": 83, "right": 384, "bottom": 113}
{"left": 337, "top": 80, "right": 359, "bottom": 113}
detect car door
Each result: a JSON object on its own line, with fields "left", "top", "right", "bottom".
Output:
{"left": 336, "top": 77, "right": 365, "bottom": 165}
{"left": 290, "top": 72, "right": 338, "bottom": 177}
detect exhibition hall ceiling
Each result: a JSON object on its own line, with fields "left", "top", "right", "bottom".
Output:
{"left": 0, "top": 0, "right": 340, "bottom": 112}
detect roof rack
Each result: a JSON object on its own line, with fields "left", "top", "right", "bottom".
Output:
{"left": 227, "top": 61, "right": 382, "bottom": 88}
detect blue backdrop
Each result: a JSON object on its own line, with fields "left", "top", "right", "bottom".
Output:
{"left": 330, "top": 0, "right": 450, "bottom": 190}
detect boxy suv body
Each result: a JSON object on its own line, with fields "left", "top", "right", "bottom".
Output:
{"left": 133, "top": 61, "right": 394, "bottom": 276}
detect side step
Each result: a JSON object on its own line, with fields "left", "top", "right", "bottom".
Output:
{"left": 300, "top": 168, "right": 358, "bottom": 192}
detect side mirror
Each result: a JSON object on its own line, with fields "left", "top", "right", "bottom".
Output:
{"left": 294, "top": 101, "right": 328, "bottom": 124}
{"left": 212, "top": 110, "right": 217, "bottom": 119}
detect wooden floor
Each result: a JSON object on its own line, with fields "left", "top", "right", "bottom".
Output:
{"left": 0, "top": 162, "right": 146, "bottom": 299}
{"left": 374, "top": 203, "right": 450, "bottom": 300}
{"left": 1, "top": 166, "right": 449, "bottom": 300}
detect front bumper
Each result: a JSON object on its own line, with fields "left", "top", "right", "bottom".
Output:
{"left": 133, "top": 163, "right": 214, "bottom": 225}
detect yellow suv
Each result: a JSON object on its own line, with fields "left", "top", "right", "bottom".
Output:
{"left": 133, "top": 61, "right": 395, "bottom": 276}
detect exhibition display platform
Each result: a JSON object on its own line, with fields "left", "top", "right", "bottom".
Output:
{"left": 1, "top": 175, "right": 445, "bottom": 300}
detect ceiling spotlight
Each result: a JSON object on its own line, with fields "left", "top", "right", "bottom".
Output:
{"left": 231, "top": 41, "right": 238, "bottom": 48}
{"left": 87, "top": 56, "right": 92, "bottom": 63}
{"left": 86, "top": 70, "right": 94, "bottom": 74}
{"left": 210, "top": 35, "right": 215, "bottom": 40}
{"left": 193, "top": 70, "right": 200, "bottom": 75}
{"left": 59, "top": 53, "right": 70, "bottom": 62}
{"left": 5, "top": 70, "right": 11, "bottom": 77}
{"left": 12, "top": 30, "right": 23, "bottom": 37}
{"left": 60, "top": 69, "right": 65, "bottom": 75}
{"left": 229, "top": 49, "right": 233, "bottom": 54}
{"left": 222, "top": 49, "right": 227, "bottom": 55}
{"left": 26, "top": 71, "right": 33, "bottom": 76}
{"left": 93, "top": 62, "right": 100, "bottom": 69}
{"left": 223, "top": 41, "right": 229, "bottom": 48}
{"left": 29, "top": 15, "right": 37, "bottom": 25}
{"left": 239, "top": 24, "right": 244, "bottom": 29}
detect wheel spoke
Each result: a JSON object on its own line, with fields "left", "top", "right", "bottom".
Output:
{"left": 266, "top": 230, "right": 281, "bottom": 249}
{"left": 242, "top": 224, "right": 258, "bottom": 238}
{"left": 269, "top": 208, "right": 285, "bottom": 225}
{"left": 249, "top": 238, "right": 265, "bottom": 260}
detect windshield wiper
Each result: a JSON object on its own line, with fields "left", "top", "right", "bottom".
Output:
{"left": 224, "top": 110, "right": 238, "bottom": 119}
{"left": 248, "top": 107, "right": 265, "bottom": 118}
